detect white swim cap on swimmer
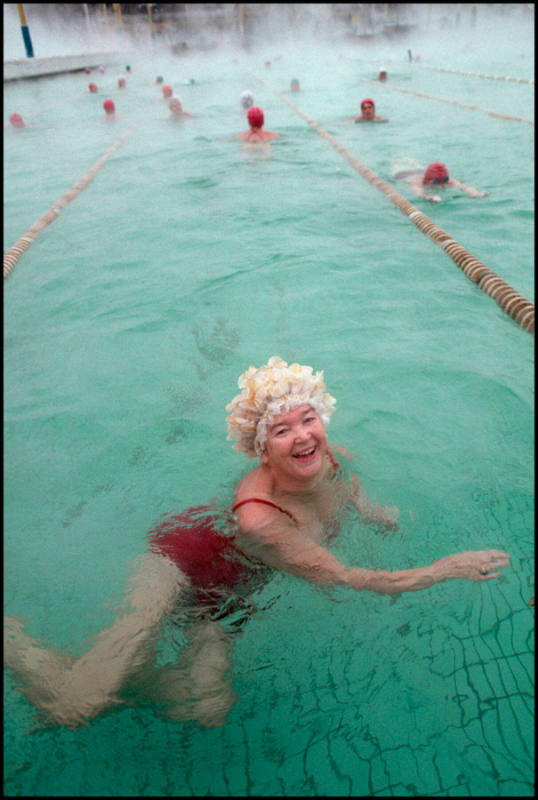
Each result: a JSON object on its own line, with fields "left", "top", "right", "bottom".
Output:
{"left": 226, "top": 356, "right": 336, "bottom": 458}
{"left": 240, "top": 90, "right": 254, "bottom": 109}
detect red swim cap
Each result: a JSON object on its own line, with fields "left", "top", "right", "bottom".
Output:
{"left": 423, "top": 162, "right": 449, "bottom": 184}
{"left": 248, "top": 106, "right": 264, "bottom": 128}
{"left": 103, "top": 99, "right": 115, "bottom": 114}
{"left": 361, "top": 98, "right": 375, "bottom": 109}
{"left": 162, "top": 84, "right": 172, "bottom": 98}
{"left": 9, "top": 113, "right": 25, "bottom": 128}
{"left": 88, "top": 82, "right": 98, "bottom": 93}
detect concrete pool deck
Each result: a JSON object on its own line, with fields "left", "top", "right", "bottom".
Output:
{"left": 3, "top": 52, "right": 126, "bottom": 82}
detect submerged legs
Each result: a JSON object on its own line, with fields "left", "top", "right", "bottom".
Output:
{"left": 130, "top": 619, "right": 237, "bottom": 728}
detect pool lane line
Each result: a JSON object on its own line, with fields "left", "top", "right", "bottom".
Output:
{"left": 360, "top": 78, "right": 534, "bottom": 125}
{"left": 413, "top": 65, "right": 534, "bottom": 85}
{"left": 251, "top": 72, "right": 535, "bottom": 334}
{"left": 3, "top": 125, "right": 134, "bottom": 279}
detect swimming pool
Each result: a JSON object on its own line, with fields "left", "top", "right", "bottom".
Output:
{"left": 4, "top": 25, "right": 534, "bottom": 798}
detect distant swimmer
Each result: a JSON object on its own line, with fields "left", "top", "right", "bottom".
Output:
{"left": 9, "top": 113, "right": 25, "bottom": 128}
{"left": 391, "top": 160, "right": 488, "bottom": 203}
{"left": 290, "top": 78, "right": 300, "bottom": 92}
{"left": 117, "top": 76, "right": 126, "bottom": 89}
{"left": 88, "top": 82, "right": 98, "bottom": 93}
{"left": 346, "top": 98, "right": 387, "bottom": 123}
{"left": 162, "top": 84, "right": 173, "bottom": 99}
{"left": 236, "top": 107, "right": 280, "bottom": 142}
{"left": 378, "top": 67, "right": 387, "bottom": 81}
{"left": 169, "top": 96, "right": 194, "bottom": 119}
{"left": 240, "top": 90, "right": 254, "bottom": 111}
{"left": 103, "top": 99, "right": 116, "bottom": 118}
{"left": 155, "top": 75, "right": 164, "bottom": 85}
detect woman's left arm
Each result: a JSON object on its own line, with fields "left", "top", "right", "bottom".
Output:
{"left": 349, "top": 472, "right": 399, "bottom": 531}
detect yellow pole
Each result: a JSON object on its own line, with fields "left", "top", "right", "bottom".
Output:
{"left": 147, "top": 3, "right": 154, "bottom": 35}
{"left": 102, "top": 3, "right": 109, "bottom": 30}
{"left": 113, "top": 3, "right": 123, "bottom": 29}
{"left": 238, "top": 3, "right": 245, "bottom": 36}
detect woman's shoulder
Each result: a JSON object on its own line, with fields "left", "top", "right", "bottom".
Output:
{"left": 234, "top": 464, "right": 269, "bottom": 500}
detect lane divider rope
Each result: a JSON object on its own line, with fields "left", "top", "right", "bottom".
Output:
{"left": 4, "top": 125, "right": 134, "bottom": 279}
{"left": 252, "top": 72, "right": 534, "bottom": 334}
{"left": 414, "top": 64, "right": 534, "bottom": 84}
{"left": 360, "top": 78, "right": 534, "bottom": 125}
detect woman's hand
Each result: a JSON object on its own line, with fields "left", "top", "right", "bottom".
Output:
{"left": 433, "top": 549, "right": 510, "bottom": 582}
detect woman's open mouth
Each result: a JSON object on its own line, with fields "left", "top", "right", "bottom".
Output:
{"left": 292, "top": 446, "right": 317, "bottom": 462}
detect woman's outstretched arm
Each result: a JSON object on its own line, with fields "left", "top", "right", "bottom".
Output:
{"left": 233, "top": 504, "right": 510, "bottom": 594}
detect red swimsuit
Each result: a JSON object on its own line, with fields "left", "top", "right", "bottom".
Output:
{"left": 148, "top": 452, "right": 339, "bottom": 611}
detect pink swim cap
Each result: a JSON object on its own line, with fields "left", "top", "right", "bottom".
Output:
{"left": 162, "top": 84, "right": 172, "bottom": 98}
{"left": 423, "top": 162, "right": 449, "bottom": 184}
{"left": 103, "top": 99, "right": 115, "bottom": 114}
{"left": 248, "top": 107, "right": 264, "bottom": 128}
{"left": 361, "top": 98, "right": 375, "bottom": 109}
{"left": 9, "top": 113, "right": 25, "bottom": 128}
{"left": 89, "top": 82, "right": 98, "bottom": 93}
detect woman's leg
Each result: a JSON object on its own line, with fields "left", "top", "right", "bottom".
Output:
{"left": 4, "top": 553, "right": 188, "bottom": 728}
{"left": 131, "top": 618, "right": 237, "bottom": 728}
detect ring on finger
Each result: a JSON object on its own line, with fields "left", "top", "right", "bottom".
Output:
{"left": 480, "top": 566, "right": 488, "bottom": 575}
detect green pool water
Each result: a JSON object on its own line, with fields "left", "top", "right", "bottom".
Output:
{"left": 4, "top": 30, "right": 534, "bottom": 798}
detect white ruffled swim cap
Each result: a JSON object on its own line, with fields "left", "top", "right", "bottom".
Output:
{"left": 226, "top": 356, "right": 336, "bottom": 458}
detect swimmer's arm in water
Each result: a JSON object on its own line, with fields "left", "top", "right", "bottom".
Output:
{"left": 409, "top": 176, "right": 442, "bottom": 203}
{"left": 348, "top": 472, "right": 399, "bottom": 531}
{"left": 233, "top": 505, "right": 510, "bottom": 594}
{"left": 448, "top": 178, "right": 488, "bottom": 197}
{"left": 4, "top": 553, "right": 186, "bottom": 727}
{"left": 329, "top": 447, "right": 398, "bottom": 531}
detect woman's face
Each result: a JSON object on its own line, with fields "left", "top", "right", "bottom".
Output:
{"left": 261, "top": 404, "right": 328, "bottom": 482}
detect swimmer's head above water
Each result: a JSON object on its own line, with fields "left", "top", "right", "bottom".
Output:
{"left": 423, "top": 162, "right": 450, "bottom": 185}
{"left": 103, "top": 99, "right": 115, "bottom": 115}
{"left": 360, "top": 98, "right": 376, "bottom": 119}
{"left": 240, "top": 90, "right": 254, "bottom": 110}
{"left": 162, "top": 84, "right": 173, "bottom": 99}
{"left": 9, "top": 113, "right": 25, "bottom": 128}
{"left": 247, "top": 106, "right": 264, "bottom": 129}
{"left": 226, "top": 356, "right": 336, "bottom": 458}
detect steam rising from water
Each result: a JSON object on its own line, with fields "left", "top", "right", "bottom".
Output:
{"left": 3, "top": 3, "right": 534, "bottom": 73}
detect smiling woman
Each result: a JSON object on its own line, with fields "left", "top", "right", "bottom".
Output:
{"left": 3, "top": 355, "right": 510, "bottom": 731}
{"left": 2, "top": 9, "right": 533, "bottom": 790}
